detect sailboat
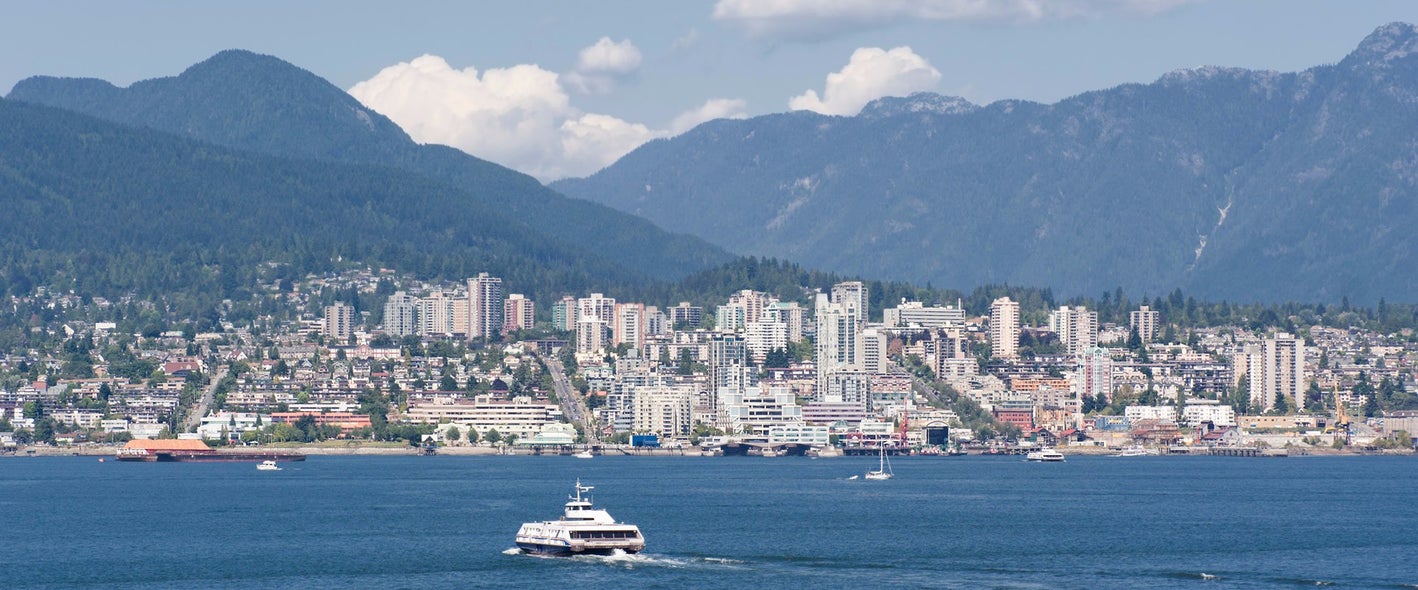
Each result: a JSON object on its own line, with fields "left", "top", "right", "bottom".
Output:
{"left": 864, "top": 445, "right": 893, "bottom": 480}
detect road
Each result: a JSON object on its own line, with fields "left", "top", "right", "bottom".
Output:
{"left": 182, "top": 366, "right": 228, "bottom": 432}
{"left": 538, "top": 351, "right": 595, "bottom": 438}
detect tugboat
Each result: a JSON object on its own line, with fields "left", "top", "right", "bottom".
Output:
{"left": 515, "top": 480, "right": 645, "bottom": 555}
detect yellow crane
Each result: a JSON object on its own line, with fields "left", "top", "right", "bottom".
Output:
{"left": 1332, "top": 386, "right": 1351, "bottom": 446}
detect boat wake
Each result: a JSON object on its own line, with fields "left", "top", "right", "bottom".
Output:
{"left": 505, "top": 548, "right": 745, "bottom": 570}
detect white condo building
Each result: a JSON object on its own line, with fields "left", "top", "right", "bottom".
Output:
{"left": 1050, "top": 306, "right": 1099, "bottom": 356}
{"left": 1129, "top": 305, "right": 1160, "bottom": 343}
{"left": 632, "top": 385, "right": 694, "bottom": 437}
{"left": 383, "top": 291, "right": 418, "bottom": 337}
{"left": 884, "top": 299, "right": 966, "bottom": 328}
{"left": 467, "top": 273, "right": 503, "bottom": 341}
{"left": 1235, "top": 332, "right": 1306, "bottom": 412}
{"left": 990, "top": 297, "right": 1020, "bottom": 360}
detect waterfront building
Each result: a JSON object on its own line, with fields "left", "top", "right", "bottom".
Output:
{"left": 404, "top": 395, "right": 560, "bottom": 439}
{"left": 383, "top": 291, "right": 418, "bottom": 337}
{"left": 722, "top": 385, "right": 803, "bottom": 436}
{"left": 990, "top": 297, "right": 1020, "bottom": 360}
{"left": 323, "top": 302, "right": 355, "bottom": 344}
{"left": 1130, "top": 305, "right": 1160, "bottom": 343}
{"left": 768, "top": 424, "right": 830, "bottom": 445}
{"left": 1124, "top": 405, "right": 1178, "bottom": 425}
{"left": 503, "top": 294, "right": 535, "bottom": 335}
{"left": 708, "top": 334, "right": 754, "bottom": 423}
{"left": 1182, "top": 402, "right": 1237, "bottom": 427}
{"left": 801, "top": 401, "right": 868, "bottom": 426}
{"left": 1050, "top": 306, "right": 1099, "bottom": 356}
{"left": 632, "top": 385, "right": 694, "bottom": 437}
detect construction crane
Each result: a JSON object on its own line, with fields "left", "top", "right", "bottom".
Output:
{"left": 1333, "top": 386, "right": 1352, "bottom": 446}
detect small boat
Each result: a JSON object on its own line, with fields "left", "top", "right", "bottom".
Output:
{"left": 257, "top": 460, "right": 282, "bottom": 471}
{"left": 864, "top": 446, "right": 893, "bottom": 480}
{"left": 515, "top": 480, "right": 645, "bottom": 556}
{"left": 1112, "top": 445, "right": 1158, "bottom": 457}
{"left": 1026, "top": 447, "right": 1065, "bottom": 462}
{"left": 573, "top": 450, "right": 594, "bottom": 459}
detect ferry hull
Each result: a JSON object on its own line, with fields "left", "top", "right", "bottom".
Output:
{"left": 516, "top": 541, "right": 640, "bottom": 556}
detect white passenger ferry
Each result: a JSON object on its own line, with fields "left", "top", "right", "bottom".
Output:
{"left": 515, "top": 480, "right": 645, "bottom": 556}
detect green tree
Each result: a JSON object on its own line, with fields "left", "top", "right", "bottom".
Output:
{"left": 484, "top": 428, "right": 502, "bottom": 444}
{"left": 445, "top": 425, "right": 461, "bottom": 443}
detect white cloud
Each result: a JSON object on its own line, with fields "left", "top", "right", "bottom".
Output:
{"left": 713, "top": 0, "right": 1198, "bottom": 38}
{"left": 576, "top": 37, "right": 643, "bottom": 74}
{"left": 789, "top": 47, "right": 940, "bottom": 116}
{"left": 670, "top": 98, "right": 749, "bottom": 134}
{"left": 348, "top": 54, "right": 746, "bottom": 180}
{"left": 566, "top": 37, "right": 642, "bottom": 94}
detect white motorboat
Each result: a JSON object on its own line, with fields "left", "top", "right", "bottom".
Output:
{"left": 864, "top": 446, "right": 893, "bottom": 480}
{"left": 515, "top": 480, "right": 645, "bottom": 556}
{"left": 573, "top": 450, "right": 594, "bottom": 459}
{"left": 256, "top": 460, "right": 281, "bottom": 471}
{"left": 1026, "top": 447, "right": 1065, "bottom": 462}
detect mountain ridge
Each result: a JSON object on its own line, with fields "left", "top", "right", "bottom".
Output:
{"left": 7, "top": 49, "right": 732, "bottom": 281}
{"left": 552, "top": 23, "right": 1418, "bottom": 304}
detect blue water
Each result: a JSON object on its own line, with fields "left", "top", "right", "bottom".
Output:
{"left": 1, "top": 455, "right": 1415, "bottom": 589}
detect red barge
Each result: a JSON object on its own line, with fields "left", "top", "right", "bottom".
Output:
{"left": 115, "top": 439, "right": 306, "bottom": 462}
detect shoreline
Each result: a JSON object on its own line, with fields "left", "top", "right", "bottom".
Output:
{"left": 4, "top": 444, "right": 1408, "bottom": 458}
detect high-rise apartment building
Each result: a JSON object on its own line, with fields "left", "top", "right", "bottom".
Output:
{"left": 1236, "top": 333, "right": 1305, "bottom": 412}
{"left": 668, "top": 302, "right": 703, "bottom": 329}
{"left": 764, "top": 301, "right": 806, "bottom": 342}
{"left": 815, "top": 294, "right": 864, "bottom": 402}
{"left": 551, "top": 296, "right": 577, "bottom": 332}
{"left": 467, "top": 273, "right": 503, "bottom": 341}
{"left": 324, "top": 302, "right": 355, "bottom": 344}
{"left": 1129, "top": 305, "right": 1160, "bottom": 343}
{"left": 1050, "top": 306, "right": 1099, "bottom": 356}
{"left": 383, "top": 291, "right": 418, "bottom": 337}
{"left": 417, "top": 290, "right": 459, "bottom": 336}
{"left": 727, "top": 289, "right": 773, "bottom": 324}
{"left": 1076, "top": 347, "right": 1113, "bottom": 401}
{"left": 614, "top": 303, "right": 645, "bottom": 348}
{"left": 830, "top": 281, "right": 869, "bottom": 322}
{"left": 989, "top": 297, "right": 1020, "bottom": 360}
{"left": 502, "top": 293, "right": 534, "bottom": 335}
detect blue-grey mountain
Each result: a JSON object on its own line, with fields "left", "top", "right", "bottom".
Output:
{"left": 0, "top": 98, "right": 661, "bottom": 308}
{"left": 553, "top": 24, "right": 1418, "bottom": 304}
{"left": 6, "top": 49, "right": 731, "bottom": 281}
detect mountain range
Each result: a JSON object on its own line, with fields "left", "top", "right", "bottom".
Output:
{"left": 553, "top": 23, "right": 1418, "bottom": 304}
{"left": 6, "top": 49, "right": 732, "bottom": 285}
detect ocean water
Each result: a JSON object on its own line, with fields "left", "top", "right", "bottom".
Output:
{"left": 1, "top": 454, "right": 1415, "bottom": 589}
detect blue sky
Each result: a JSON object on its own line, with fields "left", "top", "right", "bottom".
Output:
{"left": 4, "top": 0, "right": 1417, "bottom": 179}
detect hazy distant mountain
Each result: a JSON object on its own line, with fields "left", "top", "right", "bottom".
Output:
{"left": 0, "top": 98, "right": 656, "bottom": 305}
{"left": 8, "top": 49, "right": 731, "bottom": 281}
{"left": 554, "top": 24, "right": 1418, "bottom": 304}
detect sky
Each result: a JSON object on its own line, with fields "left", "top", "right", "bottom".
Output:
{"left": 5, "top": 0, "right": 1418, "bottom": 180}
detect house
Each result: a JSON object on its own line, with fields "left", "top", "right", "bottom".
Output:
{"left": 1026, "top": 428, "right": 1058, "bottom": 446}
{"left": 1057, "top": 428, "right": 1094, "bottom": 445}
{"left": 1199, "top": 426, "right": 1242, "bottom": 447}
